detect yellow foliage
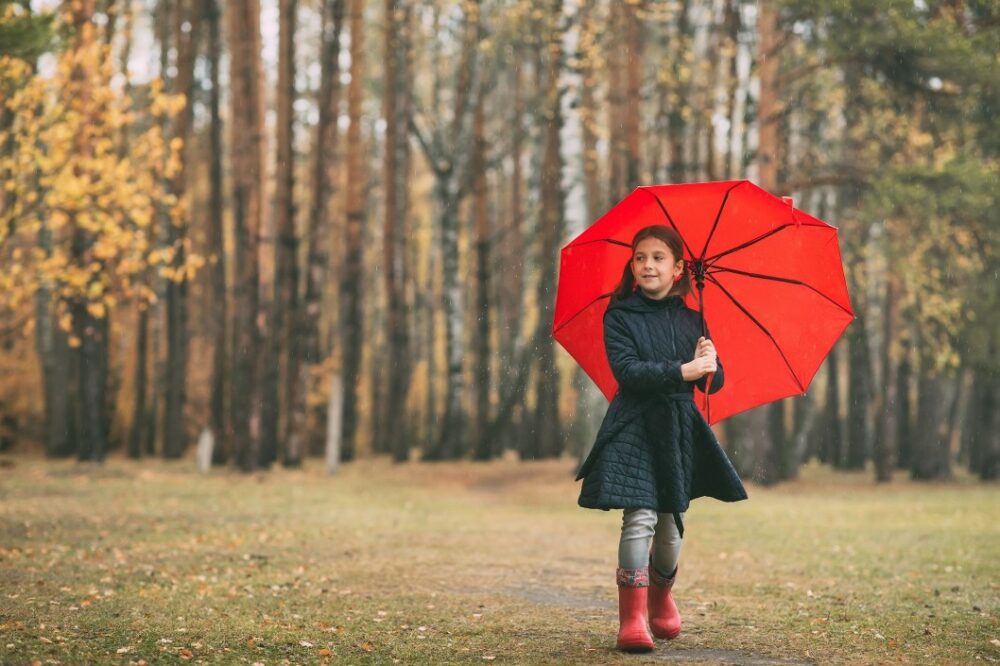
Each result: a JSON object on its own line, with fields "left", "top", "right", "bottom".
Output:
{"left": 86, "top": 302, "right": 106, "bottom": 319}
{"left": 0, "top": 12, "right": 195, "bottom": 334}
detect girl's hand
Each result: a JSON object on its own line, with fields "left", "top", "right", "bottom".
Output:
{"left": 682, "top": 355, "right": 717, "bottom": 381}
{"left": 682, "top": 337, "right": 717, "bottom": 381}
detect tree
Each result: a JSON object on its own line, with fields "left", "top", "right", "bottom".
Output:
{"left": 289, "top": 0, "right": 346, "bottom": 462}
{"left": 382, "top": 0, "right": 415, "bottom": 462}
{"left": 525, "top": 0, "right": 564, "bottom": 460}
{"left": 412, "top": 1, "right": 483, "bottom": 460}
{"left": 226, "top": 0, "right": 265, "bottom": 471}
{"left": 340, "top": 0, "right": 366, "bottom": 462}
{"left": 264, "top": 0, "right": 299, "bottom": 466}
{"left": 162, "top": 0, "right": 202, "bottom": 459}
{"left": 0, "top": 2, "right": 189, "bottom": 462}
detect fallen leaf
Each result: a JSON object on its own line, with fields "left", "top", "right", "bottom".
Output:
{"left": 179, "top": 649, "right": 193, "bottom": 660}
{"left": 359, "top": 641, "right": 373, "bottom": 652}
{"left": 300, "top": 640, "right": 313, "bottom": 648}
{"left": 318, "top": 648, "right": 331, "bottom": 656}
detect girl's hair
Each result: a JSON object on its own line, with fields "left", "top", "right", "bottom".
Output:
{"left": 612, "top": 225, "right": 692, "bottom": 301}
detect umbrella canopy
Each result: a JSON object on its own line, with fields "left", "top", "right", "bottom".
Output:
{"left": 552, "top": 180, "right": 854, "bottom": 424}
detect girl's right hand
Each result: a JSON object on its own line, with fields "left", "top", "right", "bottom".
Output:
{"left": 681, "top": 353, "right": 717, "bottom": 381}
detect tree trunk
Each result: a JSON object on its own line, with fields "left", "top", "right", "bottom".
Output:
{"left": 818, "top": 345, "right": 843, "bottom": 465}
{"left": 35, "top": 215, "right": 75, "bottom": 457}
{"left": 765, "top": 398, "right": 786, "bottom": 481}
{"left": 417, "top": 2, "right": 481, "bottom": 461}
{"left": 205, "top": 0, "right": 228, "bottom": 464}
{"left": 873, "top": 278, "right": 897, "bottom": 481}
{"left": 724, "top": 0, "right": 742, "bottom": 179}
{"left": 529, "top": 0, "right": 564, "bottom": 460}
{"left": 668, "top": 0, "right": 691, "bottom": 184}
{"left": 895, "top": 338, "right": 913, "bottom": 469}
{"left": 623, "top": 0, "right": 643, "bottom": 187}
{"left": 128, "top": 306, "right": 149, "bottom": 458}
{"left": 73, "top": 284, "right": 108, "bottom": 463}
{"left": 383, "top": 0, "right": 415, "bottom": 463}
{"left": 163, "top": 0, "right": 200, "bottom": 460}
{"left": 704, "top": 0, "right": 726, "bottom": 181}
{"left": 227, "top": 0, "right": 265, "bottom": 471}
{"left": 973, "top": 364, "right": 1000, "bottom": 480}
{"left": 264, "top": 0, "right": 298, "bottom": 467}
{"left": 432, "top": 194, "right": 467, "bottom": 460}
{"left": 845, "top": 314, "right": 871, "bottom": 469}
{"left": 67, "top": 0, "right": 106, "bottom": 463}
{"left": 910, "top": 370, "right": 952, "bottom": 480}
{"left": 493, "top": 49, "right": 526, "bottom": 459}
{"left": 746, "top": 0, "right": 785, "bottom": 483}
{"left": 605, "top": 1, "right": 627, "bottom": 200}
{"left": 340, "top": 0, "right": 366, "bottom": 462}
{"left": 289, "top": 0, "right": 346, "bottom": 462}
{"left": 472, "top": 80, "right": 492, "bottom": 461}
{"left": 757, "top": 0, "right": 780, "bottom": 193}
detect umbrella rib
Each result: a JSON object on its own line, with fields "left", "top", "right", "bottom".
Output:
{"left": 706, "top": 224, "right": 791, "bottom": 263}
{"left": 638, "top": 188, "right": 696, "bottom": 259}
{"left": 710, "top": 266, "right": 854, "bottom": 317}
{"left": 707, "top": 273, "right": 806, "bottom": 394}
{"left": 699, "top": 181, "right": 744, "bottom": 259}
{"left": 569, "top": 237, "right": 632, "bottom": 249}
{"left": 552, "top": 291, "right": 614, "bottom": 335}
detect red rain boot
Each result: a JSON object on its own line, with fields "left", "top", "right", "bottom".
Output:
{"left": 615, "top": 567, "right": 655, "bottom": 653}
{"left": 648, "top": 562, "right": 682, "bottom": 639}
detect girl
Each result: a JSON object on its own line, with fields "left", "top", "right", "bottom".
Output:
{"left": 575, "top": 224, "right": 748, "bottom": 653}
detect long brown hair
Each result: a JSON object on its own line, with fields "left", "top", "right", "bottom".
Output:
{"left": 612, "top": 225, "right": 691, "bottom": 301}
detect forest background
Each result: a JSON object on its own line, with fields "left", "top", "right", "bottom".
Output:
{"left": 0, "top": 0, "right": 998, "bottom": 486}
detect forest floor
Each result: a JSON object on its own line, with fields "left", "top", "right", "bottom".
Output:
{"left": 0, "top": 454, "right": 997, "bottom": 665}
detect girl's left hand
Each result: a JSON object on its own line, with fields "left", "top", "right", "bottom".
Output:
{"left": 696, "top": 336, "right": 716, "bottom": 360}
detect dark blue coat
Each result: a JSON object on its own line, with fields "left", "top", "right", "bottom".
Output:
{"left": 576, "top": 289, "right": 748, "bottom": 537}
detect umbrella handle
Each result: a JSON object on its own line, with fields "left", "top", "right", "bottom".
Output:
{"left": 694, "top": 260, "right": 712, "bottom": 422}
{"left": 701, "top": 372, "right": 713, "bottom": 422}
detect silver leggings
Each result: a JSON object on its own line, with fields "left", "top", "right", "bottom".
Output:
{"left": 618, "top": 508, "right": 684, "bottom": 573}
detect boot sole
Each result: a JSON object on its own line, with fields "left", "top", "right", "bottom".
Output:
{"left": 617, "top": 635, "right": 655, "bottom": 652}
{"left": 651, "top": 630, "right": 681, "bottom": 640}
{"left": 618, "top": 644, "right": 655, "bottom": 653}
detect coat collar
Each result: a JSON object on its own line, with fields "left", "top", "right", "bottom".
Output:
{"left": 608, "top": 289, "right": 685, "bottom": 313}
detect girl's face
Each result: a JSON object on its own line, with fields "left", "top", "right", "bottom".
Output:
{"left": 631, "top": 237, "right": 683, "bottom": 299}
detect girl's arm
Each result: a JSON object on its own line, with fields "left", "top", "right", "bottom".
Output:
{"left": 604, "top": 309, "right": 683, "bottom": 392}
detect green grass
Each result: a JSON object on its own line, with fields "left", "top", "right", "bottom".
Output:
{"left": 0, "top": 455, "right": 997, "bottom": 665}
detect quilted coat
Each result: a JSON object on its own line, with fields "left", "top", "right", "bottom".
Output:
{"left": 576, "top": 289, "right": 748, "bottom": 537}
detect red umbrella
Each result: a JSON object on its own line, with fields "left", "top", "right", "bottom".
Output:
{"left": 552, "top": 180, "right": 854, "bottom": 424}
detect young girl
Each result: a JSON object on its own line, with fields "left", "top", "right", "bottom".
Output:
{"left": 575, "top": 224, "right": 748, "bottom": 653}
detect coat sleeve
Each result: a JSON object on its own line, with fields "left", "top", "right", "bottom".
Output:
{"left": 604, "top": 308, "right": 683, "bottom": 392}
{"left": 694, "top": 317, "right": 725, "bottom": 394}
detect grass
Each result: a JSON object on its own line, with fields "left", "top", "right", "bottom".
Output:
{"left": 0, "top": 454, "right": 997, "bottom": 665}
